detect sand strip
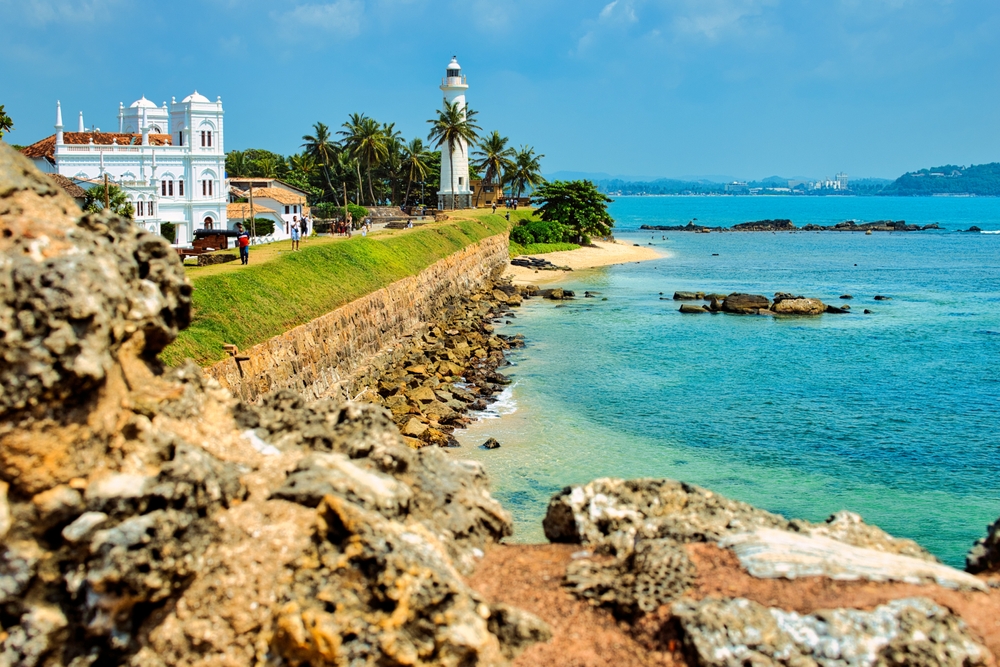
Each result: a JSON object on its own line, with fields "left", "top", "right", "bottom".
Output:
{"left": 505, "top": 240, "right": 662, "bottom": 285}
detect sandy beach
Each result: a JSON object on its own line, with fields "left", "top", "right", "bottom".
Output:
{"left": 504, "top": 240, "right": 663, "bottom": 285}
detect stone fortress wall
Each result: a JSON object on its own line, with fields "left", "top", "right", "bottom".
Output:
{"left": 207, "top": 232, "right": 511, "bottom": 404}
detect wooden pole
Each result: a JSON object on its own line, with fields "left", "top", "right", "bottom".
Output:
{"left": 248, "top": 187, "right": 256, "bottom": 242}
{"left": 104, "top": 173, "right": 110, "bottom": 210}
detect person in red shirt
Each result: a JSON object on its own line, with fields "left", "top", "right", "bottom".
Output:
{"left": 236, "top": 223, "right": 250, "bottom": 265}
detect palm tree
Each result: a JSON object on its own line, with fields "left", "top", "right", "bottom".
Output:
{"left": 302, "top": 122, "right": 338, "bottom": 199}
{"left": 335, "top": 150, "right": 360, "bottom": 207}
{"left": 427, "top": 99, "right": 480, "bottom": 210}
{"left": 509, "top": 145, "right": 546, "bottom": 200}
{"left": 287, "top": 152, "right": 317, "bottom": 177}
{"left": 226, "top": 150, "right": 250, "bottom": 178}
{"left": 255, "top": 154, "right": 280, "bottom": 178}
{"left": 472, "top": 131, "right": 515, "bottom": 207}
{"left": 339, "top": 113, "right": 388, "bottom": 205}
{"left": 401, "top": 138, "right": 431, "bottom": 207}
{"left": 83, "top": 183, "right": 134, "bottom": 219}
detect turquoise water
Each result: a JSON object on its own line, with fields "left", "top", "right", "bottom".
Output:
{"left": 454, "top": 196, "right": 1000, "bottom": 567}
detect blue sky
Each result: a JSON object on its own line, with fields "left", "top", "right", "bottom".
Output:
{"left": 2, "top": 0, "right": 998, "bottom": 180}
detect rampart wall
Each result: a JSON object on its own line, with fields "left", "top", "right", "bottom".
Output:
{"left": 206, "top": 233, "right": 509, "bottom": 403}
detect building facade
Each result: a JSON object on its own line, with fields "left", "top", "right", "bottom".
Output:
{"left": 437, "top": 57, "right": 473, "bottom": 210}
{"left": 21, "top": 92, "right": 227, "bottom": 246}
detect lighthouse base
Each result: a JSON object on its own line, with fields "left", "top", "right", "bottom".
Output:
{"left": 437, "top": 193, "right": 472, "bottom": 211}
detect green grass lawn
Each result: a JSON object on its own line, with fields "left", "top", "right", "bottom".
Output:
{"left": 508, "top": 241, "right": 581, "bottom": 257}
{"left": 163, "top": 213, "right": 514, "bottom": 367}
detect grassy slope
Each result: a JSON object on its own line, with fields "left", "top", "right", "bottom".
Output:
{"left": 163, "top": 214, "right": 513, "bottom": 366}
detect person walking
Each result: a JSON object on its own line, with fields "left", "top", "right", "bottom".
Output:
{"left": 291, "top": 216, "right": 301, "bottom": 251}
{"left": 236, "top": 223, "right": 250, "bottom": 265}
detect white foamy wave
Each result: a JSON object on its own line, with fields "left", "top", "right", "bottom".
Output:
{"left": 476, "top": 383, "right": 518, "bottom": 420}
{"left": 981, "top": 230, "right": 1000, "bottom": 234}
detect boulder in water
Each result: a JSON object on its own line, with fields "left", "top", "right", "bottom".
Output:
{"left": 679, "top": 304, "right": 709, "bottom": 314}
{"left": 722, "top": 293, "right": 771, "bottom": 314}
{"left": 772, "top": 298, "right": 826, "bottom": 315}
{"left": 481, "top": 438, "right": 501, "bottom": 450}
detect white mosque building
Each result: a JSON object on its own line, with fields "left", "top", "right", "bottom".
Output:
{"left": 21, "top": 92, "right": 227, "bottom": 246}
{"left": 437, "top": 57, "right": 474, "bottom": 210}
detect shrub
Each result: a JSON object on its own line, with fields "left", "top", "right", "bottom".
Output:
{"left": 510, "top": 219, "right": 569, "bottom": 245}
{"left": 236, "top": 217, "right": 275, "bottom": 236}
{"left": 160, "top": 222, "right": 176, "bottom": 243}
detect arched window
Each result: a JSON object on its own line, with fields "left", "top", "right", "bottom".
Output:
{"left": 204, "top": 217, "right": 214, "bottom": 230}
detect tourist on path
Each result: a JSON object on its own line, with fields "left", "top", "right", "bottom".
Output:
{"left": 291, "top": 216, "right": 301, "bottom": 251}
{"left": 236, "top": 223, "right": 250, "bottom": 265}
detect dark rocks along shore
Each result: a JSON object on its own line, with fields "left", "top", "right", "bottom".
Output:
{"left": 674, "top": 291, "right": 862, "bottom": 316}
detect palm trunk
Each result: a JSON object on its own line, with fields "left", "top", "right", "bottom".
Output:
{"left": 366, "top": 159, "right": 376, "bottom": 206}
{"left": 355, "top": 164, "right": 362, "bottom": 205}
{"left": 404, "top": 175, "right": 413, "bottom": 208}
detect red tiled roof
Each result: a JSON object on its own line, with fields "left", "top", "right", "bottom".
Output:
{"left": 20, "top": 132, "right": 173, "bottom": 161}
{"left": 47, "top": 174, "right": 88, "bottom": 199}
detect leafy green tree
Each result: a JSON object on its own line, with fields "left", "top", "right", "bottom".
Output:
{"left": 472, "top": 131, "right": 515, "bottom": 207}
{"left": 84, "top": 184, "right": 134, "bottom": 219}
{"left": 427, "top": 100, "right": 481, "bottom": 210}
{"left": 0, "top": 105, "right": 13, "bottom": 140}
{"left": 401, "top": 138, "right": 432, "bottom": 206}
{"left": 302, "top": 122, "right": 339, "bottom": 199}
{"left": 532, "top": 180, "right": 613, "bottom": 243}
{"left": 510, "top": 146, "right": 545, "bottom": 199}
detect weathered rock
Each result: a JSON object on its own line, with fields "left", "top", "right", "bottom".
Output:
{"left": 793, "top": 510, "right": 937, "bottom": 562}
{"left": 0, "top": 480, "right": 11, "bottom": 540}
{"left": 680, "top": 304, "right": 710, "bottom": 313}
{"left": 674, "top": 291, "right": 699, "bottom": 300}
{"left": 826, "top": 305, "right": 850, "bottom": 313}
{"left": 482, "top": 437, "right": 501, "bottom": 449}
{"left": 722, "top": 293, "right": 771, "bottom": 314}
{"left": 874, "top": 295, "right": 892, "bottom": 301}
{"left": 401, "top": 416, "right": 429, "bottom": 437}
{"left": 566, "top": 538, "right": 695, "bottom": 616}
{"left": 967, "top": 516, "right": 1000, "bottom": 574}
{"left": 840, "top": 294, "right": 854, "bottom": 299}
{"left": 772, "top": 297, "right": 827, "bottom": 315}
{"left": 543, "top": 478, "right": 789, "bottom": 555}
{"left": 720, "top": 528, "right": 983, "bottom": 590}
{"left": 673, "top": 596, "right": 989, "bottom": 667}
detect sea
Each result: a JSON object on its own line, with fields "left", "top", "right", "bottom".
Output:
{"left": 453, "top": 195, "right": 1000, "bottom": 567}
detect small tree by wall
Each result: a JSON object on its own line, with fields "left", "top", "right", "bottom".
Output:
{"left": 531, "top": 180, "right": 614, "bottom": 244}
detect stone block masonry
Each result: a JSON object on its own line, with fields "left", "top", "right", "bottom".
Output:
{"left": 207, "top": 233, "right": 510, "bottom": 403}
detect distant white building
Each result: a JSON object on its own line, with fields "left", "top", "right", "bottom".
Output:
{"left": 21, "top": 92, "right": 227, "bottom": 247}
{"left": 437, "top": 56, "right": 473, "bottom": 210}
{"left": 227, "top": 178, "right": 310, "bottom": 238}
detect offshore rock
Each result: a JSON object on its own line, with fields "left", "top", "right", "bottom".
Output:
{"left": 722, "top": 293, "right": 771, "bottom": 314}
{"left": 673, "top": 596, "right": 989, "bottom": 667}
{"left": 0, "top": 145, "right": 545, "bottom": 666}
{"left": 772, "top": 297, "right": 827, "bottom": 315}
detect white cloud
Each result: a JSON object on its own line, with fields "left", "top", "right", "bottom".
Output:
{"left": 275, "top": 1, "right": 366, "bottom": 37}
{"left": 3, "top": 0, "right": 126, "bottom": 24}
{"left": 669, "top": 0, "right": 776, "bottom": 41}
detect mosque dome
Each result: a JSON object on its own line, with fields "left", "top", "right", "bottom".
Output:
{"left": 181, "top": 91, "right": 211, "bottom": 104}
{"left": 129, "top": 96, "right": 157, "bottom": 109}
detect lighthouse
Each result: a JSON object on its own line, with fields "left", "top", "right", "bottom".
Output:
{"left": 437, "top": 56, "right": 473, "bottom": 210}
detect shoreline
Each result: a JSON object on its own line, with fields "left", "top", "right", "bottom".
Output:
{"left": 505, "top": 239, "right": 662, "bottom": 285}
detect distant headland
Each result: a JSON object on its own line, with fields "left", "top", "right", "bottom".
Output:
{"left": 582, "top": 162, "right": 1000, "bottom": 197}
{"left": 639, "top": 219, "right": 942, "bottom": 233}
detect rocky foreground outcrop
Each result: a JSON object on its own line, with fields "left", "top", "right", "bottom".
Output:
{"left": 0, "top": 144, "right": 549, "bottom": 666}
{"left": 466, "top": 479, "right": 1000, "bottom": 666}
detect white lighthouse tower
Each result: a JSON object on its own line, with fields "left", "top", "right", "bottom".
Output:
{"left": 437, "top": 56, "right": 473, "bottom": 210}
